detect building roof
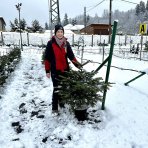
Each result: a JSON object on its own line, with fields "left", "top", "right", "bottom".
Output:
{"left": 0, "top": 17, "right": 6, "bottom": 25}
{"left": 64, "top": 24, "right": 73, "bottom": 30}
{"left": 88, "top": 23, "right": 111, "bottom": 27}
{"left": 63, "top": 24, "right": 84, "bottom": 31}
{"left": 70, "top": 25, "right": 84, "bottom": 31}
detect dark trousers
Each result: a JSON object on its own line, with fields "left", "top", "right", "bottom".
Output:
{"left": 51, "top": 71, "right": 66, "bottom": 110}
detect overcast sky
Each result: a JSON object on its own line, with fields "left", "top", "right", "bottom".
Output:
{"left": 0, "top": 0, "right": 147, "bottom": 29}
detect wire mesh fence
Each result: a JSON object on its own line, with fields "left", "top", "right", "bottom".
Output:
{"left": 1, "top": 32, "right": 148, "bottom": 61}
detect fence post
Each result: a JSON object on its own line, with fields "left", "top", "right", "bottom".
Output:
{"left": 1, "top": 32, "right": 4, "bottom": 45}
{"left": 72, "top": 34, "right": 74, "bottom": 46}
{"left": 100, "top": 33, "right": 101, "bottom": 44}
{"left": 119, "top": 35, "right": 120, "bottom": 50}
{"left": 102, "top": 39, "right": 105, "bottom": 62}
{"left": 91, "top": 34, "right": 93, "bottom": 47}
{"left": 19, "top": 39, "right": 20, "bottom": 48}
{"left": 81, "top": 38, "right": 85, "bottom": 64}
{"left": 101, "top": 20, "right": 118, "bottom": 110}
{"left": 130, "top": 35, "right": 131, "bottom": 52}
{"left": 140, "top": 34, "right": 143, "bottom": 61}
{"left": 125, "top": 34, "right": 127, "bottom": 46}
{"left": 81, "top": 46, "right": 84, "bottom": 64}
{"left": 27, "top": 32, "right": 30, "bottom": 46}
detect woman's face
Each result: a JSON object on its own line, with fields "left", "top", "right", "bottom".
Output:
{"left": 56, "top": 30, "right": 64, "bottom": 39}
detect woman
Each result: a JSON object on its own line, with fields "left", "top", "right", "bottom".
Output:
{"left": 44, "top": 24, "right": 82, "bottom": 116}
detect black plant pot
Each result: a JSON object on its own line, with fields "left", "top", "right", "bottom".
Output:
{"left": 74, "top": 108, "right": 88, "bottom": 121}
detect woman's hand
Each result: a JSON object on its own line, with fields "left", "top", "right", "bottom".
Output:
{"left": 72, "top": 60, "right": 83, "bottom": 69}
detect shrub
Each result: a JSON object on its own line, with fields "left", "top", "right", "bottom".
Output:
{"left": 58, "top": 69, "right": 110, "bottom": 112}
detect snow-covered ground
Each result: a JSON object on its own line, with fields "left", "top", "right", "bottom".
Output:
{"left": 0, "top": 47, "right": 148, "bottom": 148}
{"left": 0, "top": 46, "right": 13, "bottom": 56}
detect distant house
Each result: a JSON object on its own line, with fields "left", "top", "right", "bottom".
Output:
{"left": 80, "top": 24, "right": 112, "bottom": 35}
{"left": 0, "top": 17, "right": 6, "bottom": 31}
{"left": 64, "top": 24, "right": 84, "bottom": 34}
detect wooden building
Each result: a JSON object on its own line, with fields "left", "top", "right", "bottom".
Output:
{"left": 80, "top": 24, "right": 111, "bottom": 35}
{"left": 0, "top": 17, "right": 6, "bottom": 31}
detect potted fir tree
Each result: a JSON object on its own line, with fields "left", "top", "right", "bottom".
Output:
{"left": 58, "top": 69, "right": 110, "bottom": 121}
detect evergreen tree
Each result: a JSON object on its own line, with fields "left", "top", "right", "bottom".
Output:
{"left": 45, "top": 22, "right": 49, "bottom": 30}
{"left": 31, "top": 19, "right": 42, "bottom": 32}
{"left": 9, "top": 21, "right": 15, "bottom": 31}
{"left": 93, "top": 14, "right": 99, "bottom": 24}
{"left": 75, "top": 15, "right": 84, "bottom": 25}
{"left": 85, "top": 15, "right": 91, "bottom": 26}
{"left": 143, "top": 11, "right": 148, "bottom": 21}
{"left": 86, "top": 15, "right": 90, "bottom": 24}
{"left": 10, "top": 18, "right": 26, "bottom": 31}
{"left": 58, "top": 69, "right": 110, "bottom": 111}
{"left": 102, "top": 9, "right": 109, "bottom": 18}
{"left": 139, "top": 1, "right": 146, "bottom": 13}
{"left": 72, "top": 19, "right": 77, "bottom": 25}
{"left": 63, "top": 13, "right": 69, "bottom": 26}
{"left": 68, "top": 18, "right": 72, "bottom": 24}
{"left": 14, "top": 18, "right": 19, "bottom": 28}
{"left": 135, "top": 4, "right": 140, "bottom": 16}
{"left": 20, "top": 18, "right": 27, "bottom": 30}
{"left": 146, "top": 0, "right": 148, "bottom": 11}
{"left": 114, "top": 10, "right": 120, "bottom": 18}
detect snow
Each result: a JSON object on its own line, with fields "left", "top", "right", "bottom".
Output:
{"left": 0, "top": 46, "right": 13, "bottom": 56}
{"left": 64, "top": 30, "right": 75, "bottom": 34}
{"left": 143, "top": 68, "right": 148, "bottom": 74}
{"left": 63, "top": 24, "right": 84, "bottom": 31}
{"left": 114, "top": 20, "right": 119, "bottom": 22}
{"left": 64, "top": 24, "right": 74, "bottom": 30}
{"left": 70, "top": 25, "right": 84, "bottom": 31}
{"left": 0, "top": 43, "right": 148, "bottom": 147}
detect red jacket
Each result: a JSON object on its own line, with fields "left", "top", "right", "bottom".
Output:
{"left": 44, "top": 37, "right": 78, "bottom": 74}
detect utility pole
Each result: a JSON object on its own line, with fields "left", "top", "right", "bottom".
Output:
{"left": 15, "top": 3, "right": 23, "bottom": 51}
{"left": 48, "top": 0, "right": 51, "bottom": 36}
{"left": 84, "top": 7, "right": 87, "bottom": 34}
{"left": 49, "top": 0, "right": 60, "bottom": 37}
{"left": 109, "top": 0, "right": 112, "bottom": 43}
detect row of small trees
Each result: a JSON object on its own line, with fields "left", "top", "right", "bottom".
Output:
{"left": 0, "top": 48, "right": 21, "bottom": 86}
{"left": 10, "top": 18, "right": 44, "bottom": 33}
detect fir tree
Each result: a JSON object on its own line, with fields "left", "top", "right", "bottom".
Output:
{"left": 63, "top": 13, "right": 69, "bottom": 26}
{"left": 146, "top": 0, "right": 148, "bottom": 11}
{"left": 72, "top": 19, "right": 77, "bottom": 26}
{"left": 14, "top": 18, "right": 19, "bottom": 28}
{"left": 31, "top": 19, "right": 42, "bottom": 32}
{"left": 93, "top": 14, "right": 99, "bottom": 24}
{"left": 45, "top": 22, "right": 49, "bottom": 30}
{"left": 143, "top": 11, "right": 148, "bottom": 21}
{"left": 9, "top": 21, "right": 15, "bottom": 31}
{"left": 20, "top": 18, "right": 27, "bottom": 30}
{"left": 102, "top": 9, "right": 109, "bottom": 18}
{"left": 139, "top": 1, "right": 146, "bottom": 13}
{"left": 135, "top": 4, "right": 140, "bottom": 16}
{"left": 58, "top": 69, "right": 110, "bottom": 112}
